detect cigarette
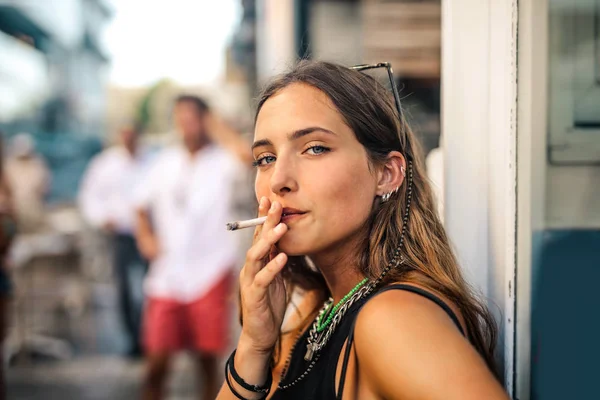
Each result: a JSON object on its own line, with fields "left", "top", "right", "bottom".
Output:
{"left": 226, "top": 216, "right": 268, "bottom": 231}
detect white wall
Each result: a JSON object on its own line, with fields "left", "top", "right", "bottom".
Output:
{"left": 441, "top": 0, "right": 517, "bottom": 394}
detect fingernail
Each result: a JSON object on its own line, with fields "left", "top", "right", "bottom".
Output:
{"left": 275, "top": 253, "right": 286, "bottom": 263}
{"left": 259, "top": 197, "right": 267, "bottom": 209}
{"left": 270, "top": 201, "right": 279, "bottom": 211}
{"left": 274, "top": 223, "right": 286, "bottom": 233}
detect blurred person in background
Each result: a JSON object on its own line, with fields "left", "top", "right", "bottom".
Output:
{"left": 4, "top": 133, "right": 50, "bottom": 233}
{"left": 78, "top": 124, "right": 152, "bottom": 357}
{"left": 0, "top": 133, "right": 16, "bottom": 400}
{"left": 134, "top": 95, "right": 250, "bottom": 400}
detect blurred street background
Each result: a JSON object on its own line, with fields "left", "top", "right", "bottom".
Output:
{"left": 0, "top": 1, "right": 443, "bottom": 398}
{"left": 0, "top": 0, "right": 599, "bottom": 399}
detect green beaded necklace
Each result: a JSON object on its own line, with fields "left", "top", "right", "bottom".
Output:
{"left": 315, "top": 277, "right": 369, "bottom": 333}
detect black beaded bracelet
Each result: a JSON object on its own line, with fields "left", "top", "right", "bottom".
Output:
{"left": 226, "top": 349, "right": 272, "bottom": 397}
{"left": 225, "top": 363, "right": 255, "bottom": 400}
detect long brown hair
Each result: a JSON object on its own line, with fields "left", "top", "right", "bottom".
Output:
{"left": 254, "top": 60, "right": 499, "bottom": 375}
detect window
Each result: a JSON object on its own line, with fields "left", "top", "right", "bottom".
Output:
{"left": 548, "top": 0, "right": 600, "bottom": 163}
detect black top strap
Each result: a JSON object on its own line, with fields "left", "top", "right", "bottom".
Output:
{"left": 384, "top": 284, "right": 465, "bottom": 335}
{"left": 336, "top": 284, "right": 465, "bottom": 400}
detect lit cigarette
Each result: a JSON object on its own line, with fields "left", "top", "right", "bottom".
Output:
{"left": 226, "top": 216, "right": 268, "bottom": 231}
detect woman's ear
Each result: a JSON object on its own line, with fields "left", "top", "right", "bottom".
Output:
{"left": 376, "top": 151, "right": 406, "bottom": 197}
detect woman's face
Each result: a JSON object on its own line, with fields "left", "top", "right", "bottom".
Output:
{"left": 253, "top": 83, "right": 379, "bottom": 256}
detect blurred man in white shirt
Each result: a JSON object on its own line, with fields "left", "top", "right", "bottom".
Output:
{"left": 135, "top": 95, "right": 250, "bottom": 400}
{"left": 79, "top": 125, "right": 152, "bottom": 357}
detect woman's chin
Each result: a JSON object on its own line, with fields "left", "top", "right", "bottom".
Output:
{"left": 277, "top": 236, "right": 312, "bottom": 256}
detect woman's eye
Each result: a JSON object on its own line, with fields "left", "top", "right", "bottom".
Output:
{"left": 305, "top": 145, "right": 330, "bottom": 155}
{"left": 252, "top": 155, "right": 276, "bottom": 167}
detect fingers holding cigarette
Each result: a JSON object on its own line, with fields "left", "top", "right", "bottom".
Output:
{"left": 227, "top": 197, "right": 283, "bottom": 231}
{"left": 241, "top": 198, "right": 286, "bottom": 281}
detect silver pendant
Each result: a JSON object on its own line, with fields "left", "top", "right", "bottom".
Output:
{"left": 304, "top": 343, "right": 316, "bottom": 361}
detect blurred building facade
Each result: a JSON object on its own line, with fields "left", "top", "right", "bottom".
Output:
{"left": 228, "top": 0, "right": 442, "bottom": 156}
{"left": 0, "top": 0, "right": 113, "bottom": 203}
{"left": 0, "top": 0, "right": 112, "bottom": 136}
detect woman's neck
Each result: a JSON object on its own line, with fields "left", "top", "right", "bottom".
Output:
{"left": 310, "top": 235, "right": 367, "bottom": 304}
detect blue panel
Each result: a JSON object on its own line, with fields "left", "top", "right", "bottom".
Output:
{"left": 531, "top": 230, "right": 600, "bottom": 399}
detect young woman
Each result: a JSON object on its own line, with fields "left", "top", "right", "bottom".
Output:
{"left": 218, "top": 60, "right": 509, "bottom": 399}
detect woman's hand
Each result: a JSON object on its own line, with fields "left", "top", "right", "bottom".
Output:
{"left": 238, "top": 196, "right": 289, "bottom": 355}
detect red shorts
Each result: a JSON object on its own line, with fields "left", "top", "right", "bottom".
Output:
{"left": 143, "top": 273, "right": 232, "bottom": 355}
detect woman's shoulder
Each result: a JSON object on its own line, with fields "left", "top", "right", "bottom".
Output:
{"left": 354, "top": 283, "right": 461, "bottom": 351}
{"left": 358, "top": 282, "right": 467, "bottom": 335}
{"left": 352, "top": 281, "right": 469, "bottom": 379}
{"left": 352, "top": 283, "right": 506, "bottom": 399}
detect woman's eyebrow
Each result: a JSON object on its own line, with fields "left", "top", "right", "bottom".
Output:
{"left": 251, "top": 138, "right": 272, "bottom": 151}
{"left": 289, "top": 126, "right": 336, "bottom": 141}
{"left": 252, "top": 126, "right": 336, "bottom": 151}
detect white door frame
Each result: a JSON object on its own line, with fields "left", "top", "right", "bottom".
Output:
{"left": 516, "top": 0, "right": 551, "bottom": 399}
{"left": 441, "top": 0, "right": 518, "bottom": 395}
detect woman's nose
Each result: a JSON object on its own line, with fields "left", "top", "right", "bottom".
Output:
{"left": 269, "top": 156, "right": 298, "bottom": 195}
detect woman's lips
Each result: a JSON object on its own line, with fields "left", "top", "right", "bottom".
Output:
{"left": 281, "top": 213, "right": 306, "bottom": 224}
{"left": 281, "top": 208, "right": 307, "bottom": 224}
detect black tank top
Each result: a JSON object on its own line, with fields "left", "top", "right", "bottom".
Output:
{"left": 270, "top": 284, "right": 466, "bottom": 400}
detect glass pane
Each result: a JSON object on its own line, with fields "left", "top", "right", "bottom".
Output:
{"left": 548, "top": 0, "right": 600, "bottom": 162}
